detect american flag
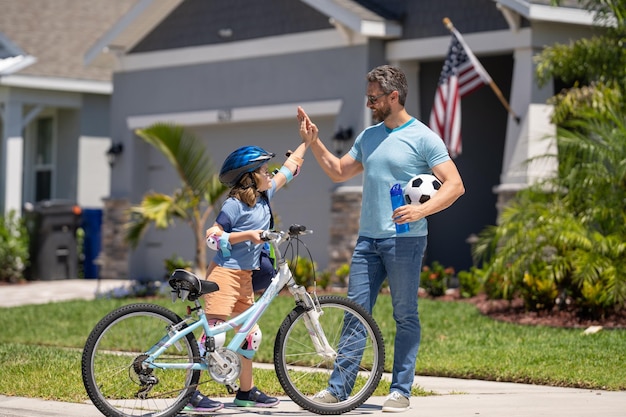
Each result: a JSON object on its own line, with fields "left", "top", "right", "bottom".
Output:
{"left": 429, "top": 29, "right": 492, "bottom": 158}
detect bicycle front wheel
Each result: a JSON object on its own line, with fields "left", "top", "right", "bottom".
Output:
{"left": 274, "top": 295, "right": 385, "bottom": 415}
{"left": 81, "top": 303, "right": 200, "bottom": 417}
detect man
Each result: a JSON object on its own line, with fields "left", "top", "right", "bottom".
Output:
{"left": 298, "top": 65, "right": 464, "bottom": 412}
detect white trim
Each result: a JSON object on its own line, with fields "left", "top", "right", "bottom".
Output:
{"left": 386, "top": 28, "right": 532, "bottom": 62}
{"left": 0, "top": 55, "right": 37, "bottom": 75}
{"left": 77, "top": 136, "right": 111, "bottom": 209}
{"left": 335, "top": 185, "right": 363, "bottom": 194}
{"left": 127, "top": 99, "right": 343, "bottom": 130}
{"left": 300, "top": 0, "right": 402, "bottom": 38}
{"left": 495, "top": 0, "right": 598, "bottom": 26}
{"left": 4, "top": 136, "right": 23, "bottom": 214}
{"left": 0, "top": 75, "right": 112, "bottom": 95}
{"left": 119, "top": 29, "right": 364, "bottom": 72}
{"left": 530, "top": 4, "right": 595, "bottom": 25}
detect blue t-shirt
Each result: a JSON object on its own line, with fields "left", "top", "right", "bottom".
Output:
{"left": 348, "top": 118, "right": 450, "bottom": 238}
{"left": 212, "top": 182, "right": 276, "bottom": 270}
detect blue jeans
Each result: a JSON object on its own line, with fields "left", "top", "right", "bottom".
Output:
{"left": 327, "top": 236, "right": 426, "bottom": 399}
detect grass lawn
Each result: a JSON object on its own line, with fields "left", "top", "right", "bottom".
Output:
{"left": 0, "top": 293, "right": 624, "bottom": 402}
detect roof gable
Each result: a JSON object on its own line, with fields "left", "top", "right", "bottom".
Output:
{"left": 0, "top": 0, "right": 137, "bottom": 83}
{"left": 85, "top": 0, "right": 402, "bottom": 65}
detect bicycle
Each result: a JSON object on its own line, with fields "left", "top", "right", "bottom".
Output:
{"left": 82, "top": 224, "right": 385, "bottom": 416}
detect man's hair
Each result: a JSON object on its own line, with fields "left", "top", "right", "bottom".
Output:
{"left": 366, "top": 65, "right": 408, "bottom": 106}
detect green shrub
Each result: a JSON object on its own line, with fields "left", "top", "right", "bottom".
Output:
{"left": 578, "top": 278, "right": 614, "bottom": 320}
{"left": 481, "top": 270, "right": 509, "bottom": 300}
{"left": 473, "top": 106, "right": 626, "bottom": 318}
{"left": 316, "top": 270, "right": 332, "bottom": 290}
{"left": 521, "top": 270, "right": 558, "bottom": 311}
{"left": 456, "top": 266, "right": 482, "bottom": 298}
{"left": 420, "top": 261, "right": 453, "bottom": 297}
{"left": 334, "top": 263, "right": 350, "bottom": 287}
{"left": 164, "top": 254, "right": 193, "bottom": 277}
{"left": 288, "top": 255, "right": 317, "bottom": 287}
{"left": 0, "top": 211, "right": 29, "bottom": 283}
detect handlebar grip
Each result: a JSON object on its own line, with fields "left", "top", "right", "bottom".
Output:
{"left": 289, "top": 224, "right": 307, "bottom": 235}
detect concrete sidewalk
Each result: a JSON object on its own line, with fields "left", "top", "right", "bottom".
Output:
{"left": 0, "top": 279, "right": 624, "bottom": 417}
{"left": 1, "top": 381, "right": 624, "bottom": 417}
{"left": 0, "top": 278, "right": 131, "bottom": 307}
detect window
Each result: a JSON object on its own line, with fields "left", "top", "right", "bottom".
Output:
{"left": 34, "top": 117, "right": 53, "bottom": 202}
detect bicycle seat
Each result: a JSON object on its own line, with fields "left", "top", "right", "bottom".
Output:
{"left": 169, "top": 269, "right": 219, "bottom": 301}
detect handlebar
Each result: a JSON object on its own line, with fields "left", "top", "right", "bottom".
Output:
{"left": 207, "top": 224, "right": 311, "bottom": 251}
{"left": 260, "top": 224, "right": 311, "bottom": 243}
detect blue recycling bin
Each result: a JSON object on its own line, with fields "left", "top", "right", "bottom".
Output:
{"left": 81, "top": 208, "right": 103, "bottom": 279}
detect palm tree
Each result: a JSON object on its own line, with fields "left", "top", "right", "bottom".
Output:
{"left": 474, "top": 1, "right": 626, "bottom": 317}
{"left": 125, "top": 123, "right": 228, "bottom": 275}
{"left": 474, "top": 103, "right": 626, "bottom": 317}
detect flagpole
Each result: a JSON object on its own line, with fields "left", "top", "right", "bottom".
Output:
{"left": 442, "top": 17, "right": 521, "bottom": 124}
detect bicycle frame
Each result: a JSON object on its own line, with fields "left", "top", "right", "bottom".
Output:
{"left": 142, "top": 229, "right": 336, "bottom": 378}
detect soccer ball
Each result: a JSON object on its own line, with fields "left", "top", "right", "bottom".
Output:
{"left": 404, "top": 174, "right": 442, "bottom": 205}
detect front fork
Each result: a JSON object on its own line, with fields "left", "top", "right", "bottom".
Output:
{"left": 289, "top": 286, "right": 337, "bottom": 360}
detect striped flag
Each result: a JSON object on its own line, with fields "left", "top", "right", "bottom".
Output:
{"left": 429, "top": 28, "right": 492, "bottom": 158}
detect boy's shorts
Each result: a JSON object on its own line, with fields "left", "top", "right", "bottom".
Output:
{"left": 204, "top": 266, "right": 254, "bottom": 317}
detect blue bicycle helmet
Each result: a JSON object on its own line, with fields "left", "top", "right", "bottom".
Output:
{"left": 219, "top": 146, "right": 275, "bottom": 187}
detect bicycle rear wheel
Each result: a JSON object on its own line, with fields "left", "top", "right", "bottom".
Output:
{"left": 81, "top": 303, "right": 200, "bottom": 417}
{"left": 274, "top": 295, "right": 384, "bottom": 415}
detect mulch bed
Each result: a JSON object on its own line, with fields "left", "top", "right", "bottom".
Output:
{"left": 446, "top": 291, "right": 626, "bottom": 329}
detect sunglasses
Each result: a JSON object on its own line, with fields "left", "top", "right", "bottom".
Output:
{"left": 366, "top": 92, "right": 390, "bottom": 104}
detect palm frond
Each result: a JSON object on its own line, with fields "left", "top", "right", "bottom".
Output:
{"left": 135, "top": 123, "right": 217, "bottom": 194}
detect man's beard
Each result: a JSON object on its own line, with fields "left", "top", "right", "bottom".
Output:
{"left": 372, "top": 105, "right": 391, "bottom": 123}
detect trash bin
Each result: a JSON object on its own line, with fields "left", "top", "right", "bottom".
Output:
{"left": 81, "top": 208, "right": 103, "bottom": 279}
{"left": 24, "top": 200, "right": 82, "bottom": 280}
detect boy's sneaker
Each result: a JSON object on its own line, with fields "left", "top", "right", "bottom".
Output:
{"left": 234, "top": 386, "right": 280, "bottom": 408}
{"left": 382, "top": 391, "right": 410, "bottom": 412}
{"left": 312, "top": 389, "right": 339, "bottom": 403}
{"left": 182, "top": 391, "right": 224, "bottom": 414}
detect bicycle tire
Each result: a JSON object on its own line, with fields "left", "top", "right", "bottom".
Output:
{"left": 81, "top": 303, "right": 200, "bottom": 417}
{"left": 274, "top": 295, "right": 385, "bottom": 415}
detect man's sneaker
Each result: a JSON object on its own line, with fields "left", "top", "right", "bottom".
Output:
{"left": 182, "top": 391, "right": 224, "bottom": 414}
{"left": 234, "top": 386, "right": 280, "bottom": 408}
{"left": 312, "top": 389, "right": 339, "bottom": 403}
{"left": 382, "top": 391, "right": 410, "bottom": 412}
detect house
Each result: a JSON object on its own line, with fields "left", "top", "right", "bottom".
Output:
{"left": 0, "top": 0, "right": 139, "bottom": 212}
{"left": 0, "top": 0, "right": 140, "bottom": 279}
{"left": 5, "top": 0, "right": 600, "bottom": 281}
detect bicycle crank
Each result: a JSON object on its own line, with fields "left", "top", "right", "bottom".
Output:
{"left": 207, "top": 348, "right": 241, "bottom": 392}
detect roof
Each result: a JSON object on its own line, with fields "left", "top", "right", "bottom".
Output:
{"left": 0, "top": 0, "right": 137, "bottom": 84}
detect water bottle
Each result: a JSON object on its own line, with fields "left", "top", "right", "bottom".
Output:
{"left": 390, "top": 183, "right": 410, "bottom": 234}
